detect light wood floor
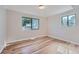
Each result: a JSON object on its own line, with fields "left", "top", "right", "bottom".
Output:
{"left": 2, "top": 36, "right": 79, "bottom": 54}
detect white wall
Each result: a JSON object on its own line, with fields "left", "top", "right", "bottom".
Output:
{"left": 48, "top": 8, "right": 79, "bottom": 44}
{"left": 7, "top": 10, "right": 48, "bottom": 43}
{"left": 0, "top": 7, "right": 7, "bottom": 53}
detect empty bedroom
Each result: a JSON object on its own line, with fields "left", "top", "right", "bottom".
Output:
{"left": 0, "top": 5, "right": 79, "bottom": 54}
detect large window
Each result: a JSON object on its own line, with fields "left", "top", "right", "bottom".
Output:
{"left": 22, "top": 17, "right": 39, "bottom": 30}
{"left": 61, "top": 15, "right": 75, "bottom": 27}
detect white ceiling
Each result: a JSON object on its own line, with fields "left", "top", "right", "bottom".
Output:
{"left": 2, "top": 5, "right": 73, "bottom": 17}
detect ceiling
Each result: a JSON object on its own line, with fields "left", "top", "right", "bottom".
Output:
{"left": 2, "top": 5, "right": 73, "bottom": 17}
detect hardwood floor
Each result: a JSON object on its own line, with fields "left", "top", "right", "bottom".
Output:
{"left": 2, "top": 36, "right": 79, "bottom": 54}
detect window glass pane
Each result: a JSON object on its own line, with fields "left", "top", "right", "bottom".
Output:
{"left": 32, "top": 18, "right": 39, "bottom": 30}
{"left": 68, "top": 15, "right": 75, "bottom": 27}
{"left": 22, "top": 17, "right": 31, "bottom": 30}
{"left": 61, "top": 16, "right": 67, "bottom": 26}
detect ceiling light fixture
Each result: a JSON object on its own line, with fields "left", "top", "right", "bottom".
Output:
{"left": 38, "top": 5, "right": 45, "bottom": 9}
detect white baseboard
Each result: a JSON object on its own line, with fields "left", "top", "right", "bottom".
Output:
{"left": 6, "top": 38, "right": 30, "bottom": 44}
{"left": 0, "top": 41, "right": 6, "bottom": 53}
{"left": 7, "top": 35, "right": 47, "bottom": 44}
{"left": 6, "top": 35, "right": 79, "bottom": 47}
{"left": 0, "top": 44, "right": 6, "bottom": 53}
{"left": 48, "top": 35, "right": 79, "bottom": 45}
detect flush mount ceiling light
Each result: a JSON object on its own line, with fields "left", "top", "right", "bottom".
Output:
{"left": 38, "top": 5, "right": 45, "bottom": 9}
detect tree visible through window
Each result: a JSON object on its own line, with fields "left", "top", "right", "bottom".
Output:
{"left": 22, "top": 17, "right": 39, "bottom": 30}
{"left": 22, "top": 17, "right": 31, "bottom": 30}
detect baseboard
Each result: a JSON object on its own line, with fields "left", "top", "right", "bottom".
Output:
{"left": 7, "top": 35, "right": 47, "bottom": 46}
{"left": 6, "top": 35, "right": 79, "bottom": 47}
{"left": 7, "top": 37, "right": 31, "bottom": 44}
{"left": 48, "top": 35, "right": 79, "bottom": 45}
{"left": 0, "top": 40, "right": 6, "bottom": 53}
{"left": 0, "top": 45, "right": 6, "bottom": 54}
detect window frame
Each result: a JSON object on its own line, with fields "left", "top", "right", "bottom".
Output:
{"left": 61, "top": 14, "right": 76, "bottom": 27}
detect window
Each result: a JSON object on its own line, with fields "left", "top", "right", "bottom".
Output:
{"left": 22, "top": 17, "right": 39, "bottom": 30}
{"left": 22, "top": 17, "right": 31, "bottom": 30}
{"left": 61, "top": 16, "right": 67, "bottom": 26}
{"left": 68, "top": 15, "right": 75, "bottom": 27}
{"left": 31, "top": 18, "right": 39, "bottom": 30}
{"left": 61, "top": 15, "right": 75, "bottom": 27}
